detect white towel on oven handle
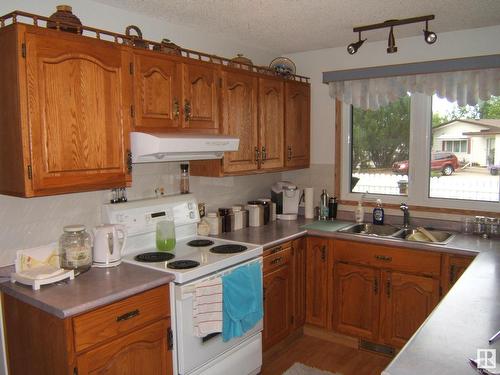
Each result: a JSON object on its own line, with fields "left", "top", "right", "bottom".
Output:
{"left": 193, "top": 276, "right": 223, "bottom": 337}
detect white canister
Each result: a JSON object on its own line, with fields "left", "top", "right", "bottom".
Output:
{"left": 205, "top": 212, "right": 222, "bottom": 235}
{"left": 246, "top": 204, "right": 263, "bottom": 227}
{"left": 232, "top": 206, "right": 244, "bottom": 231}
{"left": 271, "top": 202, "right": 277, "bottom": 221}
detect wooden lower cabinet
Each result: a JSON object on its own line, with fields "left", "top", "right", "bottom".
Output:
{"left": 441, "top": 254, "right": 474, "bottom": 294}
{"left": 305, "top": 237, "right": 331, "bottom": 328}
{"left": 292, "top": 237, "right": 306, "bottom": 329}
{"left": 333, "top": 262, "right": 380, "bottom": 341}
{"left": 76, "top": 319, "right": 172, "bottom": 375}
{"left": 262, "top": 238, "right": 307, "bottom": 351}
{"left": 263, "top": 262, "right": 292, "bottom": 350}
{"left": 380, "top": 271, "right": 439, "bottom": 347}
{"left": 3, "top": 285, "right": 173, "bottom": 375}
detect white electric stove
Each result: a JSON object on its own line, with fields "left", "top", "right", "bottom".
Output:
{"left": 102, "top": 194, "right": 263, "bottom": 375}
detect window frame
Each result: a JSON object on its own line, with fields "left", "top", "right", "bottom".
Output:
{"left": 339, "top": 93, "right": 500, "bottom": 213}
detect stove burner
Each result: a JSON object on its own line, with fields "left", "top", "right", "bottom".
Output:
{"left": 167, "top": 260, "right": 200, "bottom": 269}
{"left": 134, "top": 252, "right": 175, "bottom": 262}
{"left": 187, "top": 239, "right": 215, "bottom": 247}
{"left": 210, "top": 244, "right": 247, "bottom": 254}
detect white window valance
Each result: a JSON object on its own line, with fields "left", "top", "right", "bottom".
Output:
{"left": 323, "top": 55, "right": 500, "bottom": 110}
{"left": 328, "top": 68, "right": 500, "bottom": 110}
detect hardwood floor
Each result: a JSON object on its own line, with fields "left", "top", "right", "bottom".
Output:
{"left": 262, "top": 335, "right": 392, "bottom": 375}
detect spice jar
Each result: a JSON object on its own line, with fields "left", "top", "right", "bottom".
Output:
{"left": 59, "top": 225, "right": 92, "bottom": 275}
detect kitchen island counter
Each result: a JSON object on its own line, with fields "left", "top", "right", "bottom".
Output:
{"left": 0, "top": 262, "right": 174, "bottom": 318}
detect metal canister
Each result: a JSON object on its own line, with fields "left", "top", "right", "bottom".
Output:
{"left": 257, "top": 198, "right": 271, "bottom": 224}
{"left": 218, "top": 208, "right": 230, "bottom": 232}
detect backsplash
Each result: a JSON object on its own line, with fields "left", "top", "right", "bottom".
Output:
{"left": 0, "top": 162, "right": 283, "bottom": 266}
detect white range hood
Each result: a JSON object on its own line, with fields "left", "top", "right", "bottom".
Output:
{"left": 130, "top": 132, "right": 239, "bottom": 163}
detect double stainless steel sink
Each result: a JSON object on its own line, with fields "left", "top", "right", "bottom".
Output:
{"left": 337, "top": 223, "right": 455, "bottom": 245}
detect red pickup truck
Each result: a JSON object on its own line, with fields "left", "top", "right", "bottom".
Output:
{"left": 393, "top": 152, "right": 460, "bottom": 176}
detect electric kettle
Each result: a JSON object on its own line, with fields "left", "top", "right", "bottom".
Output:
{"left": 92, "top": 224, "right": 127, "bottom": 267}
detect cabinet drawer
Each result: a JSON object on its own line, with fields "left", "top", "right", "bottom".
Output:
{"left": 73, "top": 285, "right": 170, "bottom": 352}
{"left": 263, "top": 246, "right": 291, "bottom": 274}
{"left": 263, "top": 241, "right": 292, "bottom": 257}
{"left": 333, "top": 240, "right": 441, "bottom": 276}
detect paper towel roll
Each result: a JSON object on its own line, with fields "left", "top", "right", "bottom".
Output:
{"left": 304, "top": 187, "right": 314, "bottom": 219}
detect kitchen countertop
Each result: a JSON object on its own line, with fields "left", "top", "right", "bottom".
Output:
{"left": 1, "top": 217, "right": 498, "bottom": 375}
{"left": 216, "top": 218, "right": 499, "bottom": 375}
{"left": 0, "top": 262, "right": 174, "bottom": 319}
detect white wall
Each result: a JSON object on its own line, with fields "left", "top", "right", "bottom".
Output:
{"left": 282, "top": 24, "right": 500, "bottom": 202}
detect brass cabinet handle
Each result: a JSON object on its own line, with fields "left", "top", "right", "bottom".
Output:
{"left": 449, "top": 264, "right": 456, "bottom": 284}
{"left": 271, "top": 257, "right": 282, "bottom": 265}
{"left": 320, "top": 245, "right": 326, "bottom": 262}
{"left": 184, "top": 99, "right": 191, "bottom": 121}
{"left": 375, "top": 255, "right": 392, "bottom": 262}
{"left": 386, "top": 279, "right": 391, "bottom": 298}
{"left": 373, "top": 278, "right": 378, "bottom": 294}
{"left": 116, "top": 309, "right": 140, "bottom": 322}
{"left": 254, "top": 146, "right": 260, "bottom": 164}
{"left": 126, "top": 149, "right": 132, "bottom": 173}
{"left": 270, "top": 245, "right": 282, "bottom": 254}
{"left": 173, "top": 98, "right": 180, "bottom": 119}
{"left": 261, "top": 146, "right": 267, "bottom": 163}
{"left": 287, "top": 145, "right": 292, "bottom": 161}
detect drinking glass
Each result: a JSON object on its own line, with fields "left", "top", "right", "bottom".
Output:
{"left": 461, "top": 217, "right": 474, "bottom": 235}
{"left": 156, "top": 220, "right": 176, "bottom": 252}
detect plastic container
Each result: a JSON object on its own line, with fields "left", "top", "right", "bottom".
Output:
{"left": 59, "top": 225, "right": 92, "bottom": 276}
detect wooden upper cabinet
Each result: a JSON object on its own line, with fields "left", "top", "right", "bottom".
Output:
{"left": 3, "top": 26, "right": 132, "bottom": 197}
{"left": 380, "top": 271, "right": 439, "bottom": 348}
{"left": 258, "top": 77, "right": 284, "bottom": 170}
{"left": 285, "top": 81, "right": 310, "bottom": 169}
{"left": 133, "top": 50, "right": 181, "bottom": 131}
{"left": 181, "top": 62, "right": 220, "bottom": 132}
{"left": 305, "top": 237, "right": 330, "bottom": 328}
{"left": 333, "top": 262, "right": 380, "bottom": 341}
{"left": 221, "top": 70, "right": 259, "bottom": 174}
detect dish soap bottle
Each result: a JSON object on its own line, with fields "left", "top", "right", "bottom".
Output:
{"left": 320, "top": 189, "right": 329, "bottom": 220}
{"left": 373, "top": 199, "right": 385, "bottom": 225}
{"left": 355, "top": 196, "right": 364, "bottom": 223}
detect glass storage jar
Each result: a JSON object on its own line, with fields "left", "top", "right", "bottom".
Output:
{"left": 59, "top": 225, "right": 92, "bottom": 275}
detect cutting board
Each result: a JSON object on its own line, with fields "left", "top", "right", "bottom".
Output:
{"left": 301, "top": 220, "right": 352, "bottom": 232}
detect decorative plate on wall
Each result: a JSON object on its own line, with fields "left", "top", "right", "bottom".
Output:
{"left": 269, "top": 57, "right": 296, "bottom": 77}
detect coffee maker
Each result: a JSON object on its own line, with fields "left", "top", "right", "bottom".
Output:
{"left": 271, "top": 181, "right": 301, "bottom": 220}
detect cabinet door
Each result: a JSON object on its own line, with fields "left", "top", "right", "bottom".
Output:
{"left": 333, "top": 262, "right": 380, "bottom": 341}
{"left": 292, "top": 237, "right": 306, "bottom": 329}
{"left": 76, "top": 319, "right": 173, "bottom": 375}
{"left": 380, "top": 271, "right": 439, "bottom": 348}
{"left": 284, "top": 81, "right": 310, "bottom": 169}
{"left": 221, "top": 70, "right": 259, "bottom": 173}
{"left": 263, "top": 264, "right": 291, "bottom": 350}
{"left": 133, "top": 51, "right": 181, "bottom": 130}
{"left": 26, "top": 30, "right": 131, "bottom": 195}
{"left": 305, "top": 237, "right": 329, "bottom": 327}
{"left": 259, "top": 78, "right": 284, "bottom": 170}
{"left": 182, "top": 62, "right": 219, "bottom": 132}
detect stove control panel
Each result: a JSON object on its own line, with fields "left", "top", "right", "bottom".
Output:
{"left": 102, "top": 194, "right": 200, "bottom": 236}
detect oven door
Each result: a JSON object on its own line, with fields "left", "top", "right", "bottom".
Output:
{"left": 174, "top": 258, "right": 263, "bottom": 375}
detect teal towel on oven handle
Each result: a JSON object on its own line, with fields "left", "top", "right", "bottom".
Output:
{"left": 222, "top": 261, "right": 263, "bottom": 342}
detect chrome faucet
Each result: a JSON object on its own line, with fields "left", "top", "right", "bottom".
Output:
{"left": 400, "top": 202, "right": 410, "bottom": 228}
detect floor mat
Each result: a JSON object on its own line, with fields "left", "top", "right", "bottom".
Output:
{"left": 282, "top": 362, "right": 340, "bottom": 375}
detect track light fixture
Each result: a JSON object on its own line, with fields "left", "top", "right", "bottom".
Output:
{"left": 347, "top": 15, "right": 436, "bottom": 55}
{"left": 347, "top": 32, "right": 366, "bottom": 55}
{"left": 423, "top": 20, "right": 437, "bottom": 44}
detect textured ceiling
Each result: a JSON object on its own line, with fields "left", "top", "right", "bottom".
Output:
{"left": 94, "top": 0, "right": 500, "bottom": 54}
